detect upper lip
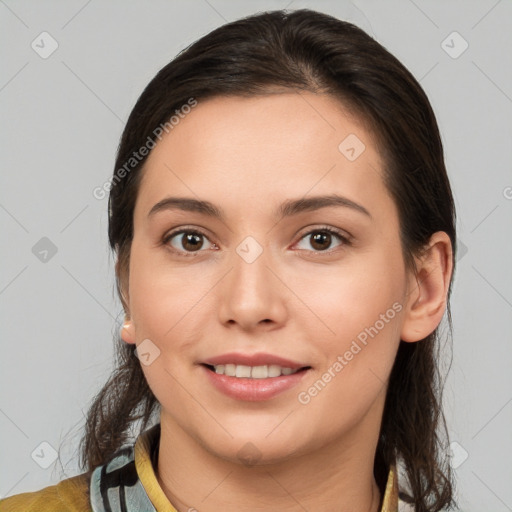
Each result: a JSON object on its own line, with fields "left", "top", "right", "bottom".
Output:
{"left": 202, "top": 352, "right": 309, "bottom": 369}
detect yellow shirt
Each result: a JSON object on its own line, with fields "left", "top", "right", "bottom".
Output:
{"left": 0, "top": 424, "right": 401, "bottom": 511}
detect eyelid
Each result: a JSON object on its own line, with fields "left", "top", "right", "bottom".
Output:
{"left": 162, "top": 226, "right": 217, "bottom": 256}
{"left": 162, "top": 224, "right": 352, "bottom": 256}
{"left": 292, "top": 225, "right": 352, "bottom": 251}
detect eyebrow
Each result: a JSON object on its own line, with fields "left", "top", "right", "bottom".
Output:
{"left": 148, "top": 194, "right": 372, "bottom": 220}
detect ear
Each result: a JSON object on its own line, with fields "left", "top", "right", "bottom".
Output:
{"left": 401, "top": 231, "right": 453, "bottom": 343}
{"left": 116, "top": 258, "right": 136, "bottom": 344}
{"left": 120, "top": 319, "right": 136, "bottom": 344}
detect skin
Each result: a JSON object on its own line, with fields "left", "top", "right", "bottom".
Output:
{"left": 121, "top": 92, "right": 452, "bottom": 512}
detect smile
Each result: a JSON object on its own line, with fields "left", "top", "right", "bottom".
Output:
{"left": 201, "top": 359, "right": 311, "bottom": 401}
{"left": 208, "top": 364, "right": 300, "bottom": 379}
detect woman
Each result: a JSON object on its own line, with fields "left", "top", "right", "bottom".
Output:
{"left": 0, "top": 8, "right": 456, "bottom": 512}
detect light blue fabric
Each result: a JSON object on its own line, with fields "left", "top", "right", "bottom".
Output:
{"left": 90, "top": 444, "right": 157, "bottom": 512}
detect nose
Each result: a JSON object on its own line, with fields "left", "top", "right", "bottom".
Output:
{"left": 216, "top": 240, "right": 288, "bottom": 332}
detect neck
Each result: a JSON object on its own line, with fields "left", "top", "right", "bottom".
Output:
{"left": 155, "top": 400, "right": 386, "bottom": 512}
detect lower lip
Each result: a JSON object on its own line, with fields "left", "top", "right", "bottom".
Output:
{"left": 202, "top": 365, "right": 309, "bottom": 401}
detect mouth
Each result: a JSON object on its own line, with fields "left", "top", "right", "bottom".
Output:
{"left": 199, "top": 355, "right": 312, "bottom": 401}
{"left": 202, "top": 363, "right": 309, "bottom": 379}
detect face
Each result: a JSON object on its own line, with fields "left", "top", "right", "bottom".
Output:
{"left": 123, "top": 92, "right": 413, "bottom": 464}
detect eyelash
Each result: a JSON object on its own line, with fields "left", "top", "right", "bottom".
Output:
{"left": 162, "top": 225, "right": 352, "bottom": 257}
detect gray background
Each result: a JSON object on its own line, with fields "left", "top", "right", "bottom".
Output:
{"left": 1, "top": 0, "right": 511, "bottom": 510}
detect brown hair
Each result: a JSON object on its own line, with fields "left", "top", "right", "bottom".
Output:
{"left": 79, "top": 9, "right": 457, "bottom": 511}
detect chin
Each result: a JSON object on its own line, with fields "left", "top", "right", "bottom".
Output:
{"left": 218, "top": 440, "right": 304, "bottom": 467}
{"left": 198, "top": 425, "right": 310, "bottom": 467}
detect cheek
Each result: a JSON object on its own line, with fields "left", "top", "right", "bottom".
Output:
{"left": 295, "top": 288, "right": 403, "bottom": 443}
{"left": 128, "top": 241, "right": 204, "bottom": 339}
{"left": 302, "top": 247, "right": 406, "bottom": 344}
{"left": 295, "top": 245, "right": 405, "bottom": 406}
{"left": 126, "top": 241, "right": 220, "bottom": 401}
{"left": 127, "top": 243, "right": 203, "bottom": 410}
{"left": 311, "top": 284, "right": 402, "bottom": 390}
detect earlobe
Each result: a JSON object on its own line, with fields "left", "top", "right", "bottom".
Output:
{"left": 400, "top": 232, "right": 453, "bottom": 343}
{"left": 120, "top": 319, "right": 136, "bottom": 344}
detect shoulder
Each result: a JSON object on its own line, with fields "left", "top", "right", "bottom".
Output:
{"left": 0, "top": 472, "right": 92, "bottom": 512}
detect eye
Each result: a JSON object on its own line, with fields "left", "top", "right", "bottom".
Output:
{"left": 163, "top": 229, "right": 217, "bottom": 255}
{"left": 163, "top": 226, "right": 350, "bottom": 256}
{"left": 294, "top": 227, "right": 350, "bottom": 252}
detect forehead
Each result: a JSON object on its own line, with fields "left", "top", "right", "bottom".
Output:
{"left": 134, "top": 92, "right": 392, "bottom": 220}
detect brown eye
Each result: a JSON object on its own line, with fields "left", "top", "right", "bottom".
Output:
{"left": 310, "top": 231, "right": 332, "bottom": 251}
{"left": 165, "top": 230, "right": 215, "bottom": 254}
{"left": 181, "top": 232, "right": 204, "bottom": 251}
{"left": 295, "top": 228, "right": 348, "bottom": 252}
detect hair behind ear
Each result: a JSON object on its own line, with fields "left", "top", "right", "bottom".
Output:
{"left": 115, "top": 247, "right": 131, "bottom": 316}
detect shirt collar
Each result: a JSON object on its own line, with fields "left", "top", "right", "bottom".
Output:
{"left": 91, "top": 423, "right": 401, "bottom": 512}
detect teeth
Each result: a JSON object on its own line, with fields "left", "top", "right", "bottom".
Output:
{"left": 268, "top": 364, "right": 281, "bottom": 377}
{"left": 211, "top": 364, "right": 300, "bottom": 378}
{"left": 251, "top": 365, "right": 268, "bottom": 379}
{"left": 225, "top": 364, "right": 236, "bottom": 377}
{"left": 235, "top": 365, "right": 251, "bottom": 378}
